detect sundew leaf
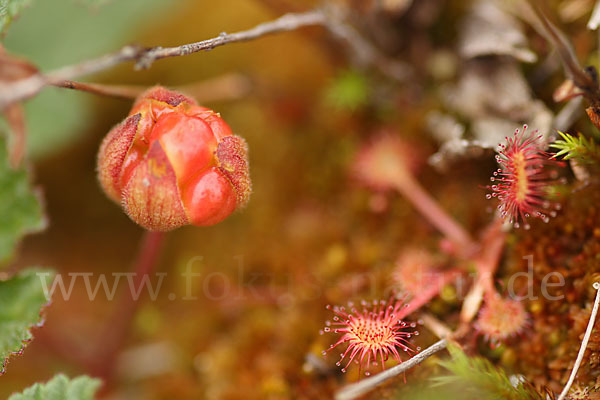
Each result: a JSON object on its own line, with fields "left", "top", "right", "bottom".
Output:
{"left": 0, "top": 0, "right": 32, "bottom": 36}
{"left": 0, "top": 136, "right": 45, "bottom": 265}
{"left": 8, "top": 374, "right": 101, "bottom": 400}
{"left": 0, "top": 268, "right": 53, "bottom": 374}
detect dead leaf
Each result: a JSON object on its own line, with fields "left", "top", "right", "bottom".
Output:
{"left": 459, "top": 0, "right": 537, "bottom": 63}
{"left": 2, "top": 104, "right": 26, "bottom": 168}
{"left": 0, "top": 47, "right": 37, "bottom": 167}
{"left": 429, "top": 58, "right": 554, "bottom": 169}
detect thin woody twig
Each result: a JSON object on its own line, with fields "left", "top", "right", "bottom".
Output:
{"left": 523, "top": 1, "right": 600, "bottom": 101}
{"left": 133, "top": 9, "right": 327, "bottom": 69}
{"left": 420, "top": 313, "right": 452, "bottom": 339}
{"left": 0, "top": 45, "right": 144, "bottom": 110}
{"left": 0, "top": 6, "right": 411, "bottom": 110}
{"left": 334, "top": 339, "right": 448, "bottom": 400}
{"left": 322, "top": 2, "right": 410, "bottom": 81}
{"left": 0, "top": 9, "right": 326, "bottom": 110}
{"left": 52, "top": 80, "right": 145, "bottom": 100}
{"left": 53, "top": 73, "right": 252, "bottom": 102}
{"left": 178, "top": 73, "right": 252, "bottom": 103}
{"left": 557, "top": 282, "right": 600, "bottom": 400}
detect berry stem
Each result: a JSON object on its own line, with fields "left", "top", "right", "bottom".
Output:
{"left": 394, "top": 175, "right": 476, "bottom": 255}
{"left": 92, "top": 230, "right": 166, "bottom": 379}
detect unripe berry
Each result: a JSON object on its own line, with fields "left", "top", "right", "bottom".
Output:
{"left": 97, "top": 86, "right": 251, "bottom": 231}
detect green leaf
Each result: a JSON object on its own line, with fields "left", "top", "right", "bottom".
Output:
{"left": 8, "top": 374, "right": 101, "bottom": 400}
{"left": 72, "top": 0, "right": 113, "bottom": 7}
{"left": 324, "top": 69, "right": 370, "bottom": 111}
{"left": 0, "top": 137, "right": 45, "bottom": 265}
{"left": 0, "top": 0, "right": 32, "bottom": 36}
{"left": 550, "top": 131, "right": 600, "bottom": 165}
{"left": 0, "top": 268, "right": 53, "bottom": 374}
{"left": 432, "top": 344, "right": 545, "bottom": 400}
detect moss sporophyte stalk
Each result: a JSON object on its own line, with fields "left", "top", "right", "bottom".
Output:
{"left": 97, "top": 86, "right": 251, "bottom": 231}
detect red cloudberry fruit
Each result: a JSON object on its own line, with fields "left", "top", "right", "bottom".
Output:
{"left": 97, "top": 86, "right": 251, "bottom": 231}
{"left": 487, "top": 124, "right": 561, "bottom": 229}
{"left": 321, "top": 298, "right": 418, "bottom": 376}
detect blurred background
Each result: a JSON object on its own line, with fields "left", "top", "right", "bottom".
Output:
{"left": 4, "top": 0, "right": 600, "bottom": 399}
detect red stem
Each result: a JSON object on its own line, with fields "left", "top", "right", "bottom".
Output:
{"left": 92, "top": 230, "right": 166, "bottom": 379}
{"left": 396, "top": 175, "right": 477, "bottom": 255}
{"left": 397, "top": 269, "right": 463, "bottom": 321}
{"left": 459, "top": 217, "right": 506, "bottom": 324}
{"left": 475, "top": 218, "right": 506, "bottom": 296}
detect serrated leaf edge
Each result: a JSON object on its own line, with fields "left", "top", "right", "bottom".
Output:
{"left": 0, "top": 270, "right": 52, "bottom": 376}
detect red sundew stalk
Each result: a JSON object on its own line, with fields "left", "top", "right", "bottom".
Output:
{"left": 396, "top": 269, "right": 462, "bottom": 321}
{"left": 459, "top": 218, "right": 529, "bottom": 344}
{"left": 487, "top": 124, "right": 562, "bottom": 229}
{"left": 460, "top": 218, "right": 506, "bottom": 324}
{"left": 395, "top": 175, "right": 476, "bottom": 255}
{"left": 321, "top": 298, "right": 419, "bottom": 376}
{"left": 353, "top": 133, "right": 477, "bottom": 257}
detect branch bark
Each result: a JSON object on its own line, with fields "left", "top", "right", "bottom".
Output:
{"left": 0, "top": 5, "right": 411, "bottom": 110}
{"left": 0, "top": 9, "right": 326, "bottom": 110}
{"left": 334, "top": 339, "right": 448, "bottom": 400}
{"left": 53, "top": 73, "right": 252, "bottom": 102}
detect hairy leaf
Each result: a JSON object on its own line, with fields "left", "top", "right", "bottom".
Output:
{"left": 0, "top": 268, "right": 53, "bottom": 374}
{"left": 0, "top": 137, "right": 45, "bottom": 265}
{"left": 8, "top": 374, "right": 101, "bottom": 400}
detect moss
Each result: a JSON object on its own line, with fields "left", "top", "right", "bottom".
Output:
{"left": 501, "top": 183, "right": 600, "bottom": 389}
